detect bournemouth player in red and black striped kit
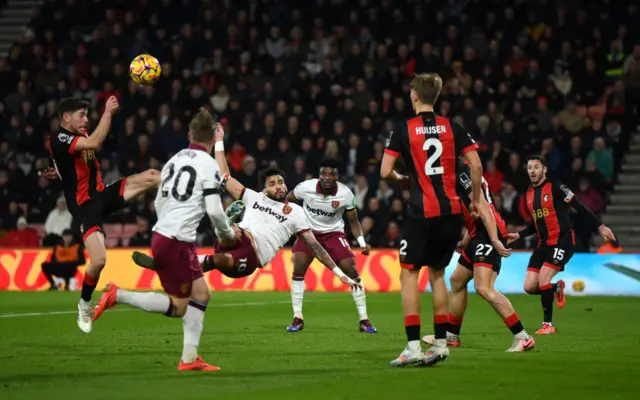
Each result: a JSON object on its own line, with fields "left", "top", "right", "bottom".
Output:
{"left": 423, "top": 161, "right": 535, "bottom": 352}
{"left": 46, "top": 97, "right": 161, "bottom": 334}
{"left": 508, "top": 156, "right": 616, "bottom": 334}
{"left": 382, "top": 73, "right": 484, "bottom": 367}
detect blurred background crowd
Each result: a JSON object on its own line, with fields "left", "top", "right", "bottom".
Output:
{"left": 0, "top": 0, "right": 638, "bottom": 252}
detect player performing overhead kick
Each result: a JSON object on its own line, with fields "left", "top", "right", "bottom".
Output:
{"left": 286, "top": 157, "right": 376, "bottom": 334}
{"left": 381, "top": 73, "right": 484, "bottom": 367}
{"left": 131, "top": 123, "right": 362, "bottom": 292}
{"left": 93, "top": 109, "right": 237, "bottom": 371}
{"left": 508, "top": 156, "right": 616, "bottom": 334}
{"left": 45, "top": 97, "right": 160, "bottom": 334}
{"left": 422, "top": 160, "right": 535, "bottom": 352}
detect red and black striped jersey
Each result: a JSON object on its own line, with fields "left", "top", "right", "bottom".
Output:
{"left": 456, "top": 163, "right": 507, "bottom": 240}
{"left": 49, "top": 128, "right": 105, "bottom": 213}
{"left": 525, "top": 179, "right": 576, "bottom": 246}
{"left": 385, "top": 112, "right": 478, "bottom": 219}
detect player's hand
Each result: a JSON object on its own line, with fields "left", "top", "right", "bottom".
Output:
{"left": 361, "top": 243, "right": 371, "bottom": 255}
{"left": 492, "top": 239, "right": 512, "bottom": 257}
{"left": 340, "top": 275, "right": 363, "bottom": 291}
{"left": 215, "top": 122, "right": 224, "bottom": 142}
{"left": 469, "top": 200, "right": 481, "bottom": 219}
{"left": 38, "top": 167, "right": 58, "bottom": 180}
{"left": 598, "top": 225, "right": 616, "bottom": 242}
{"left": 105, "top": 96, "right": 119, "bottom": 114}
{"left": 507, "top": 232, "right": 520, "bottom": 245}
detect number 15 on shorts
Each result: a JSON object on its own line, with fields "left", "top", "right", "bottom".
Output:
{"left": 553, "top": 248, "right": 565, "bottom": 261}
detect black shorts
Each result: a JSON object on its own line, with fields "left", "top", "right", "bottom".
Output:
{"left": 76, "top": 179, "right": 128, "bottom": 242}
{"left": 399, "top": 215, "right": 462, "bottom": 271}
{"left": 527, "top": 233, "right": 575, "bottom": 273}
{"left": 458, "top": 236, "right": 505, "bottom": 274}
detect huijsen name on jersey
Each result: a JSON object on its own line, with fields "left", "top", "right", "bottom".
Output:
{"left": 252, "top": 202, "right": 288, "bottom": 223}
{"left": 415, "top": 125, "right": 447, "bottom": 135}
{"left": 305, "top": 203, "right": 337, "bottom": 218}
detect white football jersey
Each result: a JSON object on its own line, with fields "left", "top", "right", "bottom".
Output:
{"left": 293, "top": 179, "right": 356, "bottom": 233}
{"left": 238, "top": 189, "right": 310, "bottom": 265}
{"left": 153, "top": 147, "right": 222, "bottom": 243}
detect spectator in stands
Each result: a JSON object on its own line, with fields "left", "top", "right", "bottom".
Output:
{"left": 573, "top": 178, "right": 606, "bottom": 252}
{"left": 559, "top": 100, "right": 590, "bottom": 134}
{"left": 127, "top": 216, "right": 152, "bottom": 247}
{"left": 41, "top": 229, "right": 85, "bottom": 291}
{"left": 1, "top": 216, "right": 38, "bottom": 248}
{"left": 483, "top": 159, "right": 504, "bottom": 194}
{"left": 43, "top": 197, "right": 72, "bottom": 246}
{"left": 587, "top": 137, "right": 614, "bottom": 184}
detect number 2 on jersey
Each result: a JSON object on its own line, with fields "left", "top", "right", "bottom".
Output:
{"left": 161, "top": 163, "right": 197, "bottom": 201}
{"left": 423, "top": 138, "right": 443, "bottom": 176}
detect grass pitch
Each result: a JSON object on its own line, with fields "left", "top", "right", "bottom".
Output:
{"left": 0, "top": 291, "right": 638, "bottom": 400}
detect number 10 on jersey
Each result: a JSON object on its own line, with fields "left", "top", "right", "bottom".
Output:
{"left": 423, "top": 138, "right": 443, "bottom": 176}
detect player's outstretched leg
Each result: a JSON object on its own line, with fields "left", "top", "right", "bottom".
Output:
{"left": 77, "top": 231, "right": 108, "bottom": 334}
{"left": 121, "top": 169, "right": 161, "bottom": 202}
{"left": 339, "top": 258, "right": 377, "bottom": 333}
{"left": 473, "top": 268, "right": 535, "bottom": 352}
{"left": 287, "top": 250, "right": 312, "bottom": 332}
{"left": 424, "top": 264, "right": 472, "bottom": 347}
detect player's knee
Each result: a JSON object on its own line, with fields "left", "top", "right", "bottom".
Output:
{"left": 173, "top": 301, "right": 188, "bottom": 317}
{"left": 473, "top": 281, "right": 493, "bottom": 300}
{"left": 90, "top": 254, "right": 107, "bottom": 269}
{"left": 449, "top": 273, "right": 466, "bottom": 292}
{"left": 523, "top": 283, "right": 538, "bottom": 294}
{"left": 341, "top": 261, "right": 359, "bottom": 280}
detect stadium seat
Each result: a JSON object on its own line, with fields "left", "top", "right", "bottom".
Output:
{"left": 122, "top": 224, "right": 137, "bottom": 238}
{"left": 105, "top": 238, "right": 120, "bottom": 248}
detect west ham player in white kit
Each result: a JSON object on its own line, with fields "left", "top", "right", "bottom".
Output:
{"left": 132, "top": 125, "right": 362, "bottom": 289}
{"left": 93, "top": 110, "right": 236, "bottom": 371}
{"left": 286, "top": 157, "right": 376, "bottom": 333}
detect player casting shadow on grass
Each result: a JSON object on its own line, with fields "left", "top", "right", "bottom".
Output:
{"left": 285, "top": 157, "right": 376, "bottom": 334}
{"left": 44, "top": 97, "right": 160, "bottom": 334}
{"left": 422, "top": 160, "right": 535, "bottom": 352}
{"left": 93, "top": 109, "right": 239, "bottom": 371}
{"left": 508, "top": 156, "right": 615, "bottom": 334}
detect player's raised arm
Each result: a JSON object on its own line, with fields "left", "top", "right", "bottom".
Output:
{"left": 381, "top": 126, "right": 408, "bottom": 183}
{"left": 345, "top": 197, "right": 371, "bottom": 255}
{"left": 202, "top": 159, "right": 235, "bottom": 242}
{"left": 73, "top": 96, "right": 119, "bottom": 152}
{"left": 213, "top": 122, "right": 245, "bottom": 200}
{"left": 452, "top": 123, "right": 482, "bottom": 216}
{"left": 553, "top": 181, "right": 616, "bottom": 242}
{"left": 298, "top": 230, "right": 362, "bottom": 290}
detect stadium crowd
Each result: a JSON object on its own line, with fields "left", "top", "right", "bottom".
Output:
{"left": 0, "top": 0, "right": 638, "bottom": 252}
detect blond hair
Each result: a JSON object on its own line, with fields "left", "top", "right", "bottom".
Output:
{"left": 410, "top": 73, "right": 443, "bottom": 105}
{"left": 189, "top": 108, "right": 215, "bottom": 143}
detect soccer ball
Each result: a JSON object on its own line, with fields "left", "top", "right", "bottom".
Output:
{"left": 129, "top": 54, "right": 161, "bottom": 86}
{"left": 572, "top": 279, "right": 586, "bottom": 293}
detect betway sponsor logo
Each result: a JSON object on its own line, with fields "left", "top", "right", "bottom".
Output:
{"left": 415, "top": 125, "right": 446, "bottom": 135}
{"left": 252, "top": 202, "right": 287, "bottom": 223}
{"left": 305, "top": 204, "right": 337, "bottom": 218}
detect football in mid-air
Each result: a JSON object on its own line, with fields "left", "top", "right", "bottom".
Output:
{"left": 572, "top": 279, "right": 586, "bottom": 293}
{"left": 129, "top": 54, "right": 161, "bottom": 86}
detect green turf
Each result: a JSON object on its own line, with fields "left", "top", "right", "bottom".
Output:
{"left": 0, "top": 291, "right": 638, "bottom": 400}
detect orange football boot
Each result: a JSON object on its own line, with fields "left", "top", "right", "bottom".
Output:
{"left": 93, "top": 283, "right": 118, "bottom": 321}
{"left": 554, "top": 280, "right": 566, "bottom": 308}
{"left": 178, "top": 356, "right": 221, "bottom": 371}
{"left": 535, "top": 323, "right": 556, "bottom": 335}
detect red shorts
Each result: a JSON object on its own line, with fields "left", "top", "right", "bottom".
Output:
{"left": 213, "top": 230, "right": 261, "bottom": 278}
{"left": 292, "top": 230, "right": 354, "bottom": 262}
{"left": 152, "top": 232, "right": 203, "bottom": 298}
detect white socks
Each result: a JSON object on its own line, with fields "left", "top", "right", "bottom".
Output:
{"left": 407, "top": 340, "right": 422, "bottom": 353}
{"left": 182, "top": 300, "right": 207, "bottom": 363}
{"left": 290, "top": 277, "right": 369, "bottom": 321}
{"left": 291, "top": 279, "right": 305, "bottom": 319}
{"left": 352, "top": 281, "right": 368, "bottom": 321}
{"left": 116, "top": 289, "right": 170, "bottom": 314}
{"left": 197, "top": 255, "right": 207, "bottom": 264}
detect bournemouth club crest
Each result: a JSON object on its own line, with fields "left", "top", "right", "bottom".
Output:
{"left": 331, "top": 201, "right": 340, "bottom": 209}
{"left": 543, "top": 194, "right": 549, "bottom": 203}
{"left": 282, "top": 204, "right": 292, "bottom": 215}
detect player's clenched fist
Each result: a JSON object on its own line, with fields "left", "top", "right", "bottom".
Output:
{"left": 105, "top": 96, "right": 119, "bottom": 114}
